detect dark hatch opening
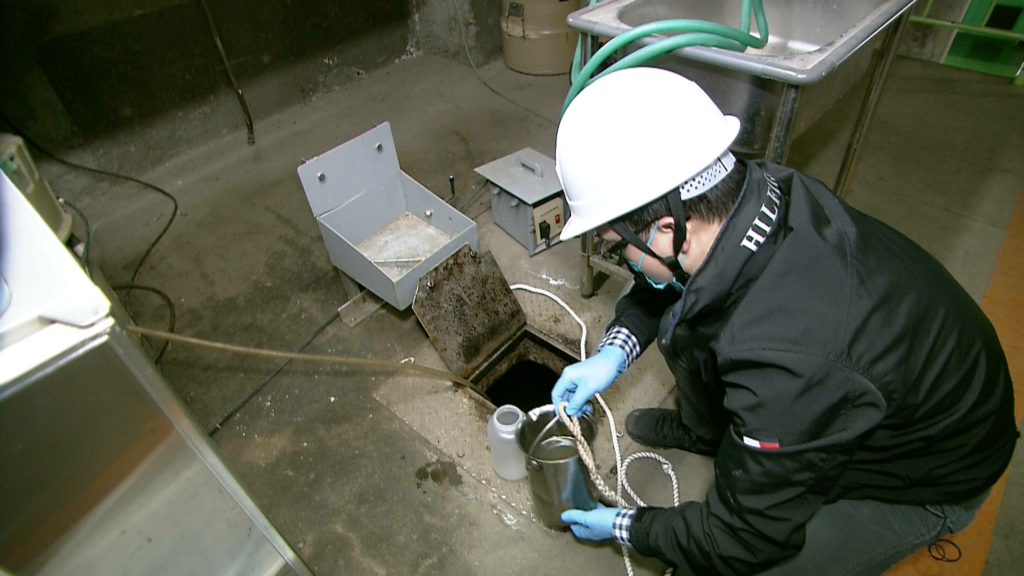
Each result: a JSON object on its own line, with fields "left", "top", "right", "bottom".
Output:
{"left": 483, "top": 360, "right": 559, "bottom": 413}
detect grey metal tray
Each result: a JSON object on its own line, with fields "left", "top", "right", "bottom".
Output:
{"left": 297, "top": 123, "right": 478, "bottom": 310}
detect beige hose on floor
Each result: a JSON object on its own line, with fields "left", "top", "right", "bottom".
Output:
{"left": 126, "top": 325, "right": 474, "bottom": 387}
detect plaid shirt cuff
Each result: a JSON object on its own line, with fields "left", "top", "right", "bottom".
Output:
{"left": 598, "top": 326, "right": 641, "bottom": 367}
{"left": 612, "top": 508, "right": 636, "bottom": 547}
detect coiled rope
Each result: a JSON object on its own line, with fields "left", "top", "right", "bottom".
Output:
{"left": 510, "top": 285, "right": 679, "bottom": 576}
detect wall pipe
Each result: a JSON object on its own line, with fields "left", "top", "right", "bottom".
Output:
{"left": 198, "top": 0, "right": 256, "bottom": 146}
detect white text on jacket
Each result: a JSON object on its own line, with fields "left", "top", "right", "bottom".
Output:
{"left": 740, "top": 174, "right": 782, "bottom": 253}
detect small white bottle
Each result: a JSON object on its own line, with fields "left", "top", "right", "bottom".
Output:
{"left": 487, "top": 404, "right": 527, "bottom": 481}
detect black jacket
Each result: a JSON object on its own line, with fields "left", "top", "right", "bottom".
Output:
{"left": 612, "top": 161, "right": 1017, "bottom": 575}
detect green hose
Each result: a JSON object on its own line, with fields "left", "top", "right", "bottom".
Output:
{"left": 564, "top": 0, "right": 769, "bottom": 115}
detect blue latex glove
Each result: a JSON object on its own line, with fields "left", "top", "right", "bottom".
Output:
{"left": 551, "top": 346, "right": 627, "bottom": 417}
{"left": 562, "top": 504, "right": 621, "bottom": 541}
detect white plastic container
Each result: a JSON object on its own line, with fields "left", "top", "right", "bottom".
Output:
{"left": 487, "top": 405, "right": 527, "bottom": 481}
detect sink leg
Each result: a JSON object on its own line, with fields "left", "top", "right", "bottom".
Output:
{"left": 834, "top": 12, "right": 911, "bottom": 199}
{"left": 580, "top": 32, "right": 599, "bottom": 68}
{"left": 580, "top": 232, "right": 595, "bottom": 298}
{"left": 765, "top": 84, "right": 802, "bottom": 165}
{"left": 576, "top": 33, "right": 602, "bottom": 299}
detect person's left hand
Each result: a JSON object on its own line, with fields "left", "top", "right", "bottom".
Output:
{"left": 561, "top": 504, "right": 622, "bottom": 541}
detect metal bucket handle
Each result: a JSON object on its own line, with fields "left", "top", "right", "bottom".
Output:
{"left": 524, "top": 413, "right": 564, "bottom": 463}
{"left": 522, "top": 403, "right": 594, "bottom": 471}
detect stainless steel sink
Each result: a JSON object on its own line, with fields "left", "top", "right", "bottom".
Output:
{"left": 567, "top": 0, "right": 916, "bottom": 156}
{"left": 570, "top": 0, "right": 915, "bottom": 83}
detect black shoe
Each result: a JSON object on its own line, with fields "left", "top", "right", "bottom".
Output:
{"left": 625, "top": 408, "right": 719, "bottom": 456}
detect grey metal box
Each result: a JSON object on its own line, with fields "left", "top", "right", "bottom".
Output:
{"left": 298, "top": 123, "right": 478, "bottom": 310}
{"left": 474, "top": 148, "right": 567, "bottom": 256}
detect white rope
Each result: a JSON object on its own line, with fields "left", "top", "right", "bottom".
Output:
{"left": 622, "top": 451, "right": 682, "bottom": 509}
{"left": 509, "top": 284, "right": 587, "bottom": 359}
{"left": 510, "top": 284, "right": 679, "bottom": 576}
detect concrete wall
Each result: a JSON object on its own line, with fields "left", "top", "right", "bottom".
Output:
{"left": 1, "top": 0, "right": 987, "bottom": 173}
{"left": 0, "top": 0, "right": 502, "bottom": 171}
{"left": 412, "top": 0, "right": 504, "bottom": 66}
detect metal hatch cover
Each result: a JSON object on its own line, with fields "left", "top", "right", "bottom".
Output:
{"left": 412, "top": 245, "right": 527, "bottom": 380}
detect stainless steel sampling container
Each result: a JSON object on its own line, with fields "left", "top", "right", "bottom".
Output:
{"left": 516, "top": 405, "right": 599, "bottom": 529}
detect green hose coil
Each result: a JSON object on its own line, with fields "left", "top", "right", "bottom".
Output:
{"left": 565, "top": 0, "right": 769, "bottom": 115}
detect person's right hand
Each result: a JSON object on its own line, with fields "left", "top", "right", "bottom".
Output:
{"left": 562, "top": 504, "right": 621, "bottom": 541}
{"left": 551, "top": 346, "right": 628, "bottom": 417}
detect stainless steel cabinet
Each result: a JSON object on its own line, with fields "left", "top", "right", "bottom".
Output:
{"left": 0, "top": 170, "right": 311, "bottom": 575}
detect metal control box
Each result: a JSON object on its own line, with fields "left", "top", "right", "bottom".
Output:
{"left": 474, "top": 148, "right": 567, "bottom": 256}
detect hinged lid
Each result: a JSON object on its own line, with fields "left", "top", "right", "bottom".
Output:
{"left": 413, "top": 245, "right": 526, "bottom": 379}
{"left": 473, "top": 148, "right": 562, "bottom": 205}
{"left": 297, "top": 122, "right": 402, "bottom": 218}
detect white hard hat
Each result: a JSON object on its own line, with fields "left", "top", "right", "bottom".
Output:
{"left": 555, "top": 68, "right": 740, "bottom": 241}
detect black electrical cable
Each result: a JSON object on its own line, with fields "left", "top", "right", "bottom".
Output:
{"left": 197, "top": 0, "right": 256, "bottom": 146}
{"left": 58, "top": 197, "right": 92, "bottom": 273}
{"left": 3, "top": 115, "right": 182, "bottom": 362}
{"left": 0, "top": 112, "right": 179, "bottom": 289}
{"left": 2, "top": 116, "right": 366, "bottom": 441}
{"left": 450, "top": 0, "right": 558, "bottom": 126}
{"left": 207, "top": 308, "right": 342, "bottom": 436}
{"left": 458, "top": 178, "right": 489, "bottom": 212}
{"left": 112, "top": 284, "right": 177, "bottom": 364}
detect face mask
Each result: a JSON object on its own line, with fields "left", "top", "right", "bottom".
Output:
{"left": 626, "top": 227, "right": 686, "bottom": 292}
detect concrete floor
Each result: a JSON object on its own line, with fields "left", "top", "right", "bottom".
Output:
{"left": 37, "top": 52, "right": 1022, "bottom": 575}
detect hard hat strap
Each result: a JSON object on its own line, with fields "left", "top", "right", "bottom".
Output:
{"left": 610, "top": 220, "right": 688, "bottom": 283}
{"left": 667, "top": 190, "right": 689, "bottom": 259}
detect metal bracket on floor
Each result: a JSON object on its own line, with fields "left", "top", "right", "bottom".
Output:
{"left": 339, "top": 289, "right": 385, "bottom": 328}
{"left": 337, "top": 272, "right": 385, "bottom": 327}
